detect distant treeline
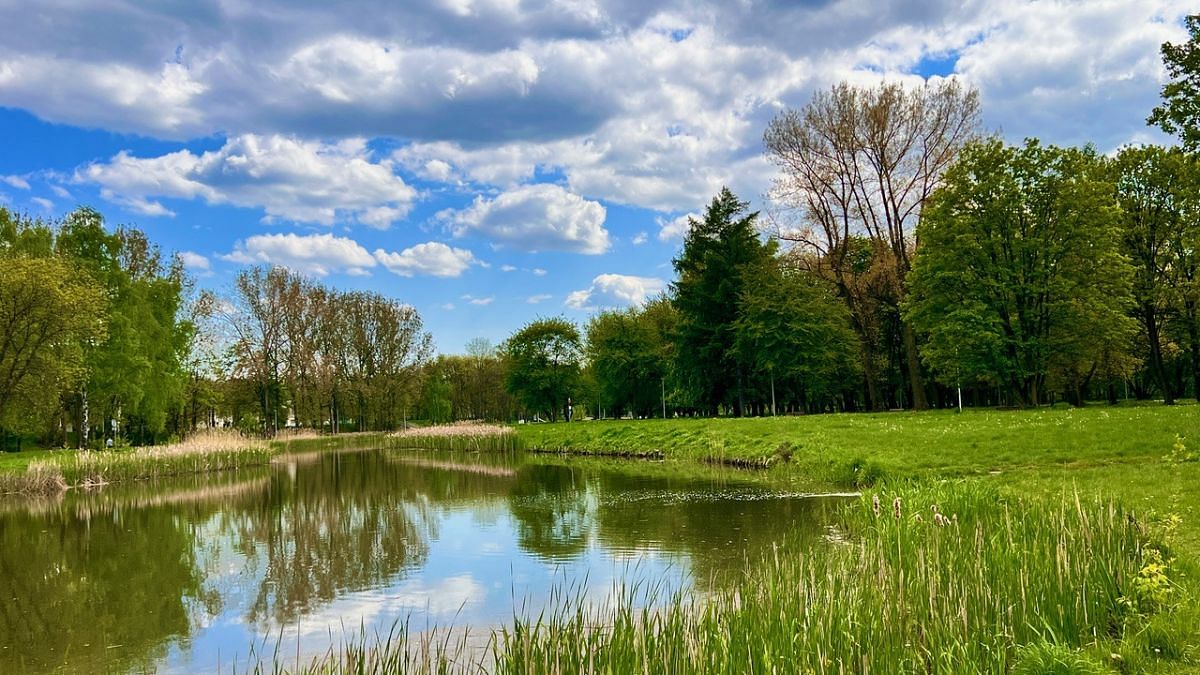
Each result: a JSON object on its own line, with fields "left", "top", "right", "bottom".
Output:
{"left": 0, "top": 209, "right": 432, "bottom": 445}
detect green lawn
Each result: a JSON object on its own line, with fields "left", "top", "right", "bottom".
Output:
{"left": 518, "top": 404, "right": 1199, "bottom": 475}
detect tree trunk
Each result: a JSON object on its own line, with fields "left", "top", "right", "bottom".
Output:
{"left": 861, "top": 345, "right": 883, "bottom": 411}
{"left": 1187, "top": 299, "right": 1200, "bottom": 401}
{"left": 901, "top": 322, "right": 929, "bottom": 410}
{"left": 1144, "top": 306, "right": 1175, "bottom": 405}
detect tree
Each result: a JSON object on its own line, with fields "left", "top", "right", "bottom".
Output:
{"left": 0, "top": 256, "right": 105, "bottom": 434}
{"left": 765, "top": 79, "right": 981, "bottom": 410}
{"left": 1149, "top": 15, "right": 1200, "bottom": 150}
{"left": 905, "top": 139, "right": 1136, "bottom": 406}
{"left": 225, "top": 267, "right": 290, "bottom": 435}
{"left": 1114, "top": 145, "right": 1191, "bottom": 404}
{"left": 502, "top": 318, "right": 582, "bottom": 421}
{"left": 586, "top": 299, "right": 675, "bottom": 418}
{"left": 734, "top": 257, "right": 859, "bottom": 413}
{"left": 54, "top": 209, "right": 190, "bottom": 445}
{"left": 672, "top": 188, "right": 775, "bottom": 415}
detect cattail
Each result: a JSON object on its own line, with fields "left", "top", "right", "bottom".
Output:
{"left": 872, "top": 494, "right": 881, "bottom": 517}
{"left": 893, "top": 496, "right": 902, "bottom": 520}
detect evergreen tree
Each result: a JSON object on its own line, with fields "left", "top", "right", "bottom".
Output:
{"left": 671, "top": 188, "right": 774, "bottom": 415}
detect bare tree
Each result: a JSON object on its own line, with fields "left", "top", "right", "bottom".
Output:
{"left": 765, "top": 79, "right": 980, "bottom": 410}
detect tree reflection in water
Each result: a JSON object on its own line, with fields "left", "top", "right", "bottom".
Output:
{"left": 0, "top": 447, "right": 838, "bottom": 673}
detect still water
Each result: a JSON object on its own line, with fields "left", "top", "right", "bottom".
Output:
{"left": 0, "top": 447, "right": 840, "bottom": 673}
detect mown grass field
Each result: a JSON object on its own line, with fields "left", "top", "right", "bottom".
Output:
{"left": 516, "top": 404, "right": 1200, "bottom": 476}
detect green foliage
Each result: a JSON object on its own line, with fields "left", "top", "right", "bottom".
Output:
{"left": 502, "top": 317, "right": 583, "bottom": 421}
{"left": 1010, "top": 642, "right": 1113, "bottom": 675}
{"left": 671, "top": 187, "right": 775, "bottom": 414}
{"left": 1149, "top": 15, "right": 1200, "bottom": 150}
{"left": 906, "top": 139, "right": 1136, "bottom": 406}
{"left": 0, "top": 255, "right": 105, "bottom": 434}
{"left": 585, "top": 298, "right": 675, "bottom": 418}
{"left": 734, "top": 256, "right": 860, "bottom": 408}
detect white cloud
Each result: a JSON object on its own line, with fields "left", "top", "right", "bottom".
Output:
{"left": 79, "top": 134, "right": 416, "bottom": 228}
{"left": 441, "top": 303, "right": 456, "bottom": 310}
{"left": 461, "top": 294, "right": 494, "bottom": 306}
{"left": 440, "top": 183, "right": 609, "bottom": 254}
{"left": 221, "top": 232, "right": 378, "bottom": 277}
{"left": 0, "top": 0, "right": 1187, "bottom": 238}
{"left": 657, "top": 212, "right": 699, "bottom": 241}
{"left": 178, "top": 250, "right": 211, "bottom": 271}
{"left": 500, "top": 264, "right": 517, "bottom": 272}
{"left": 373, "top": 241, "right": 477, "bottom": 278}
{"left": 532, "top": 268, "right": 548, "bottom": 276}
{"left": 632, "top": 231, "right": 648, "bottom": 245}
{"left": 2, "top": 175, "right": 29, "bottom": 190}
{"left": 565, "top": 273, "right": 666, "bottom": 310}
{"left": 30, "top": 196, "right": 53, "bottom": 211}
{"left": 49, "top": 184, "right": 72, "bottom": 199}
{"left": 527, "top": 293, "right": 552, "bottom": 304}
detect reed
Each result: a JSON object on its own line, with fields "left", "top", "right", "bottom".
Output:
{"left": 0, "top": 430, "right": 271, "bottom": 496}
{"left": 389, "top": 423, "right": 522, "bottom": 453}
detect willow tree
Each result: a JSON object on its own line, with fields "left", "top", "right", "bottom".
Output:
{"left": 0, "top": 256, "right": 105, "bottom": 435}
{"left": 905, "top": 139, "right": 1135, "bottom": 407}
{"left": 764, "top": 79, "right": 981, "bottom": 409}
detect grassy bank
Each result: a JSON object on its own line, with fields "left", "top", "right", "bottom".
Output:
{"left": 253, "top": 483, "right": 1196, "bottom": 674}
{"left": 516, "top": 405, "right": 1200, "bottom": 484}
{"left": 0, "top": 430, "right": 394, "bottom": 496}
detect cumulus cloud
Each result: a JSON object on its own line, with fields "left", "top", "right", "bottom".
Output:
{"left": 373, "top": 241, "right": 477, "bottom": 277}
{"left": 440, "top": 183, "right": 609, "bottom": 254}
{"left": 221, "top": 233, "right": 378, "bottom": 276}
{"left": 461, "top": 294, "right": 494, "bottom": 305}
{"left": 79, "top": 134, "right": 417, "bottom": 228}
{"left": 527, "top": 293, "right": 552, "bottom": 304}
{"left": 31, "top": 196, "right": 53, "bottom": 211}
{"left": 0, "top": 0, "right": 1187, "bottom": 231}
{"left": 565, "top": 274, "right": 666, "bottom": 310}
{"left": 178, "top": 250, "right": 211, "bottom": 272}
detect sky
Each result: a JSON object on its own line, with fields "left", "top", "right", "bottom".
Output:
{"left": 0, "top": 0, "right": 1187, "bottom": 354}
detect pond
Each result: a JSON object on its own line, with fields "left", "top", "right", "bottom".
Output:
{"left": 0, "top": 446, "right": 844, "bottom": 673}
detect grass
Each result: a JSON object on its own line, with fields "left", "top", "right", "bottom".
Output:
{"left": 516, "top": 405, "right": 1200, "bottom": 485}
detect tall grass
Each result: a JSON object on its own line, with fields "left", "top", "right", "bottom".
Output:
{"left": 389, "top": 423, "right": 522, "bottom": 453}
{"left": 0, "top": 430, "right": 271, "bottom": 495}
{"left": 244, "top": 484, "right": 1185, "bottom": 674}
{"left": 495, "top": 484, "right": 1152, "bottom": 674}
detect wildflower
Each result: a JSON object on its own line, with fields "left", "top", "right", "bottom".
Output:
{"left": 872, "top": 494, "right": 881, "bottom": 517}
{"left": 893, "top": 497, "right": 902, "bottom": 520}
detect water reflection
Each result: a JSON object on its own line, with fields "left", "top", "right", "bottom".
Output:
{"left": 0, "top": 448, "right": 839, "bottom": 673}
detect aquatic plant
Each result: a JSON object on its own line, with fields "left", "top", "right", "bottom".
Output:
{"left": 389, "top": 423, "right": 522, "bottom": 453}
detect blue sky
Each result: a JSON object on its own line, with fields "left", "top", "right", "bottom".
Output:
{"left": 0, "top": 0, "right": 1184, "bottom": 353}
